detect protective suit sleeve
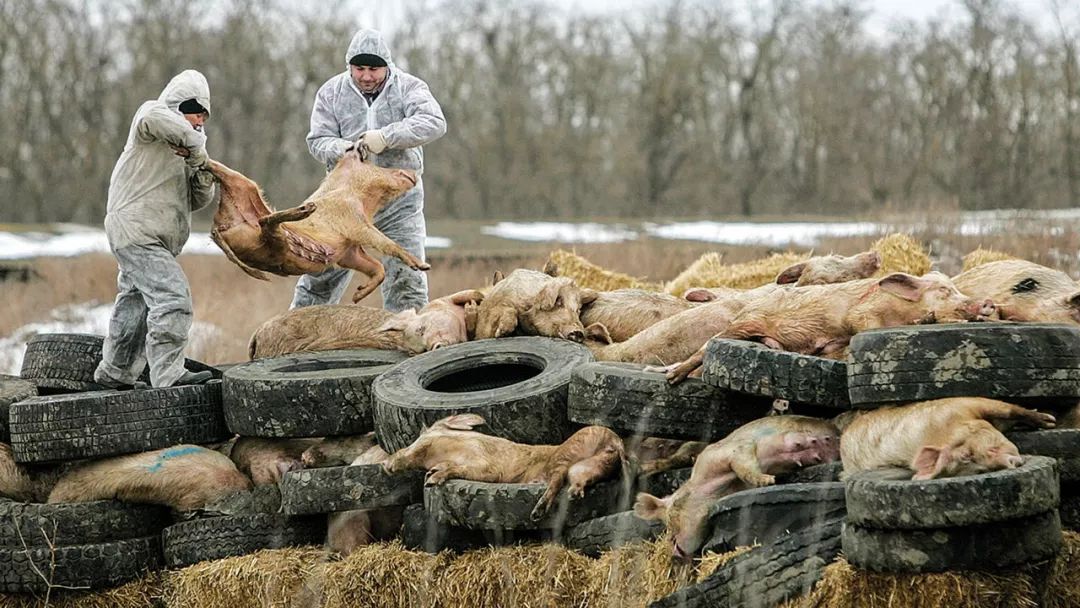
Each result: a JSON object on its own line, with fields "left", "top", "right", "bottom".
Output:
{"left": 307, "top": 82, "right": 352, "bottom": 165}
{"left": 381, "top": 80, "right": 446, "bottom": 150}
{"left": 188, "top": 167, "right": 217, "bottom": 211}
{"left": 136, "top": 105, "right": 208, "bottom": 169}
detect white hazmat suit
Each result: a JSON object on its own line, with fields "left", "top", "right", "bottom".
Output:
{"left": 292, "top": 29, "right": 446, "bottom": 312}
{"left": 94, "top": 70, "right": 216, "bottom": 388}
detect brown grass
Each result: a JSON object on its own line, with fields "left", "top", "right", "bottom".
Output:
{"left": 0, "top": 573, "right": 165, "bottom": 608}
{"left": 3, "top": 223, "right": 1079, "bottom": 367}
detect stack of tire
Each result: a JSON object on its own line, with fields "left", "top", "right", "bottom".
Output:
{"left": 840, "top": 323, "right": 1080, "bottom": 573}
{"left": 1, "top": 333, "right": 232, "bottom": 592}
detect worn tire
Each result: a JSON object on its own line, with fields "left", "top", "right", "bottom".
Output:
{"left": 162, "top": 514, "right": 325, "bottom": 569}
{"left": 424, "top": 477, "right": 623, "bottom": 531}
{"left": 780, "top": 462, "right": 843, "bottom": 484}
{"left": 636, "top": 467, "right": 692, "bottom": 499}
{"left": 0, "top": 535, "right": 161, "bottom": 593}
{"left": 0, "top": 375, "right": 36, "bottom": 443}
{"left": 279, "top": 464, "right": 424, "bottom": 515}
{"left": 0, "top": 499, "right": 169, "bottom": 547}
{"left": 1061, "top": 485, "right": 1080, "bottom": 531}
{"left": 400, "top": 504, "right": 546, "bottom": 553}
{"left": 568, "top": 362, "right": 770, "bottom": 441}
{"left": 9, "top": 381, "right": 228, "bottom": 463}
{"left": 652, "top": 518, "right": 843, "bottom": 608}
{"left": 702, "top": 338, "right": 851, "bottom": 409}
{"left": 847, "top": 323, "right": 1080, "bottom": 407}
{"left": 373, "top": 337, "right": 593, "bottom": 453}
{"left": 1008, "top": 430, "right": 1080, "bottom": 482}
{"left": 199, "top": 484, "right": 282, "bottom": 516}
{"left": 842, "top": 510, "right": 1062, "bottom": 573}
{"left": 701, "top": 482, "right": 846, "bottom": 554}
{"left": 222, "top": 349, "right": 407, "bottom": 437}
{"left": 564, "top": 510, "right": 664, "bottom": 557}
{"left": 19, "top": 333, "right": 222, "bottom": 394}
{"left": 845, "top": 456, "right": 1059, "bottom": 529}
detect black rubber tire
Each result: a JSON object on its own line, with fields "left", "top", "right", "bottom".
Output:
{"left": 279, "top": 464, "right": 424, "bottom": 515}
{"left": 199, "top": 484, "right": 282, "bottom": 516}
{"left": 1009, "top": 429, "right": 1080, "bottom": 482}
{"left": 651, "top": 518, "right": 843, "bottom": 608}
{"left": 222, "top": 349, "right": 407, "bottom": 438}
{"left": 847, "top": 323, "right": 1080, "bottom": 407}
{"left": 0, "top": 499, "right": 169, "bottom": 548}
{"left": 0, "top": 375, "right": 36, "bottom": 443}
{"left": 701, "top": 482, "right": 846, "bottom": 554}
{"left": 424, "top": 477, "right": 623, "bottom": 531}
{"left": 162, "top": 514, "right": 325, "bottom": 569}
{"left": 1061, "top": 484, "right": 1080, "bottom": 531}
{"left": 567, "top": 362, "right": 771, "bottom": 441}
{"left": 701, "top": 338, "right": 851, "bottom": 409}
{"left": 8, "top": 381, "right": 229, "bottom": 463}
{"left": 19, "top": 333, "right": 222, "bottom": 394}
{"left": 372, "top": 337, "right": 593, "bottom": 453}
{"left": 399, "top": 503, "right": 547, "bottom": 553}
{"left": 0, "top": 535, "right": 161, "bottom": 593}
{"left": 845, "top": 456, "right": 1059, "bottom": 529}
{"left": 636, "top": 468, "right": 692, "bottom": 499}
{"left": 842, "top": 510, "right": 1062, "bottom": 573}
{"left": 779, "top": 461, "right": 843, "bottom": 484}
{"left": 564, "top": 510, "right": 664, "bottom": 557}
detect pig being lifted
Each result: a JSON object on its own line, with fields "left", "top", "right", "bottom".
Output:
{"left": 48, "top": 445, "right": 252, "bottom": 511}
{"left": 475, "top": 269, "right": 597, "bottom": 341}
{"left": 953, "top": 260, "right": 1080, "bottom": 324}
{"left": 841, "top": 397, "right": 1056, "bottom": 479}
{"left": 205, "top": 143, "right": 428, "bottom": 303}
{"left": 634, "top": 416, "right": 840, "bottom": 559}
{"left": 656, "top": 272, "right": 996, "bottom": 384}
{"left": 383, "top": 414, "right": 625, "bottom": 521}
{"left": 247, "top": 289, "right": 484, "bottom": 359}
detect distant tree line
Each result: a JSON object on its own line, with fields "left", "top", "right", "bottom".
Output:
{"left": 1, "top": 0, "right": 1077, "bottom": 223}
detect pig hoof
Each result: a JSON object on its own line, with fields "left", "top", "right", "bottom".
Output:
{"left": 529, "top": 503, "right": 550, "bottom": 522}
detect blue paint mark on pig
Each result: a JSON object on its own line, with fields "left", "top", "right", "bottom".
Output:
{"left": 144, "top": 445, "right": 203, "bottom": 473}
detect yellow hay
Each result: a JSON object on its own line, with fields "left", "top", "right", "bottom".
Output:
{"left": 962, "top": 247, "right": 1018, "bottom": 273}
{"left": 436, "top": 543, "right": 592, "bottom": 608}
{"left": 665, "top": 252, "right": 808, "bottom": 296}
{"left": 1044, "top": 531, "right": 1080, "bottom": 608}
{"left": 583, "top": 535, "right": 697, "bottom": 608}
{"left": 870, "top": 233, "right": 932, "bottom": 277}
{"left": 318, "top": 541, "right": 448, "bottom": 608}
{"left": 543, "top": 249, "right": 661, "bottom": 292}
{"left": 695, "top": 545, "right": 755, "bottom": 582}
{"left": 163, "top": 546, "right": 330, "bottom": 608}
{"left": 0, "top": 573, "right": 163, "bottom": 608}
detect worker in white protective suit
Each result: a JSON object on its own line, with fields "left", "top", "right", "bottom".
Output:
{"left": 93, "top": 70, "right": 217, "bottom": 389}
{"left": 294, "top": 28, "right": 447, "bottom": 312}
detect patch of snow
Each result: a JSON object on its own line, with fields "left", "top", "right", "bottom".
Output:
{"left": 0, "top": 302, "right": 219, "bottom": 375}
{"left": 425, "top": 236, "right": 452, "bottom": 249}
{"left": 642, "top": 221, "right": 882, "bottom": 247}
{"left": 481, "top": 222, "right": 639, "bottom": 243}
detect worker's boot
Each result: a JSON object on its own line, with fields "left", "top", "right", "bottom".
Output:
{"left": 172, "top": 370, "right": 213, "bottom": 387}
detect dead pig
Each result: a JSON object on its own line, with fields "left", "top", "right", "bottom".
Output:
{"left": 230, "top": 437, "right": 319, "bottom": 486}
{"left": 680, "top": 251, "right": 882, "bottom": 302}
{"left": 580, "top": 289, "right": 695, "bottom": 343}
{"left": 375, "top": 289, "right": 485, "bottom": 352}
{"left": 0, "top": 442, "right": 59, "bottom": 502}
{"left": 474, "top": 269, "right": 597, "bottom": 341}
{"left": 48, "top": 445, "right": 252, "bottom": 511}
{"left": 953, "top": 259, "right": 1080, "bottom": 324}
{"left": 206, "top": 143, "right": 428, "bottom": 303}
{"left": 300, "top": 433, "right": 380, "bottom": 468}
{"left": 326, "top": 443, "right": 403, "bottom": 555}
{"left": 657, "top": 272, "right": 996, "bottom": 383}
{"left": 634, "top": 415, "right": 840, "bottom": 559}
{"left": 840, "top": 397, "right": 1056, "bottom": 479}
{"left": 383, "top": 413, "right": 625, "bottom": 521}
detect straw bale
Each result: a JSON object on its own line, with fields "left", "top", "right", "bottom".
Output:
{"left": 665, "top": 252, "right": 807, "bottom": 296}
{"left": 318, "top": 541, "right": 449, "bottom": 608}
{"left": 163, "top": 546, "right": 330, "bottom": 608}
{"left": 961, "top": 248, "right": 1018, "bottom": 273}
{"left": 1044, "top": 531, "right": 1080, "bottom": 608}
{"left": 543, "top": 250, "right": 661, "bottom": 292}
{"left": 694, "top": 545, "right": 754, "bottom": 582}
{"left": 870, "top": 233, "right": 932, "bottom": 277}
{"left": 0, "top": 573, "right": 164, "bottom": 608}
{"left": 434, "top": 543, "right": 592, "bottom": 608}
{"left": 583, "top": 535, "right": 696, "bottom": 608}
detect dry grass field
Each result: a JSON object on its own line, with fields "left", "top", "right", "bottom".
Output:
{"left": 1, "top": 218, "right": 1078, "bottom": 367}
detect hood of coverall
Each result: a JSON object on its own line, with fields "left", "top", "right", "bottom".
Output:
{"left": 159, "top": 69, "right": 212, "bottom": 117}
{"left": 345, "top": 29, "right": 397, "bottom": 70}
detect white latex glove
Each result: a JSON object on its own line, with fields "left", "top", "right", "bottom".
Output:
{"left": 359, "top": 129, "right": 387, "bottom": 154}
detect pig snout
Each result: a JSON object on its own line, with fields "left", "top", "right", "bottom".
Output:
{"left": 565, "top": 329, "right": 585, "bottom": 342}
{"left": 672, "top": 539, "right": 691, "bottom": 562}
{"left": 1004, "top": 454, "right": 1024, "bottom": 469}
{"left": 966, "top": 298, "right": 997, "bottom": 320}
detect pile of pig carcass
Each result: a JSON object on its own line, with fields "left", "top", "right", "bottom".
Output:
{"left": 2, "top": 253, "right": 1080, "bottom": 601}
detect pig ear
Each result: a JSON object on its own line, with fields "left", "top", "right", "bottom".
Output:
{"left": 542, "top": 259, "right": 559, "bottom": 277}
{"left": 376, "top": 309, "right": 417, "bottom": 333}
{"left": 911, "top": 446, "right": 949, "bottom": 480}
{"left": 1068, "top": 292, "right": 1080, "bottom": 310}
{"left": 492, "top": 270, "right": 505, "bottom": 285}
{"left": 448, "top": 289, "right": 485, "bottom": 306}
{"left": 684, "top": 288, "right": 716, "bottom": 303}
{"left": 878, "top": 273, "right": 926, "bottom": 302}
{"left": 775, "top": 262, "right": 809, "bottom": 285}
{"left": 633, "top": 492, "right": 671, "bottom": 521}
{"left": 440, "top": 413, "right": 485, "bottom": 430}
{"left": 580, "top": 288, "right": 599, "bottom": 305}
{"left": 535, "top": 279, "right": 569, "bottom": 311}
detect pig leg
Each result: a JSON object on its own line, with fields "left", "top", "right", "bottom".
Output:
{"left": 337, "top": 246, "right": 385, "bottom": 304}
{"left": 974, "top": 401, "right": 1056, "bottom": 430}
{"left": 424, "top": 461, "right": 499, "bottom": 486}
{"left": 353, "top": 225, "right": 431, "bottom": 272}
{"left": 258, "top": 202, "right": 318, "bottom": 228}
{"left": 210, "top": 227, "right": 270, "bottom": 281}
{"left": 639, "top": 441, "right": 708, "bottom": 474}
{"left": 729, "top": 445, "right": 776, "bottom": 487}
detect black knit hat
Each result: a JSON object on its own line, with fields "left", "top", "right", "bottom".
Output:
{"left": 179, "top": 98, "right": 208, "bottom": 115}
{"left": 349, "top": 53, "right": 387, "bottom": 68}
